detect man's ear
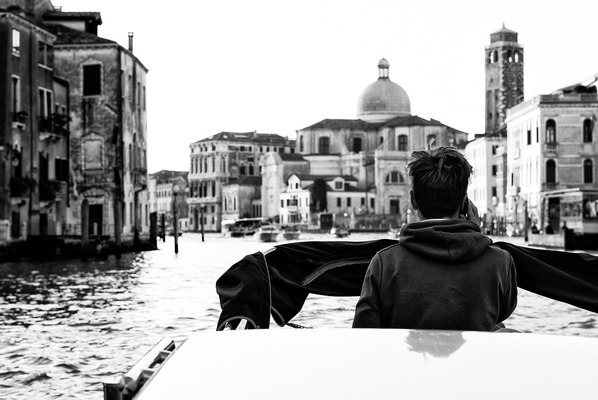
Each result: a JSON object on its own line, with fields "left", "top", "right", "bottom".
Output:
{"left": 410, "top": 189, "right": 419, "bottom": 210}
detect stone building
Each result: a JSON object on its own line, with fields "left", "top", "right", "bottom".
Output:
{"left": 485, "top": 25, "right": 524, "bottom": 134}
{"left": 263, "top": 59, "right": 468, "bottom": 229}
{"left": 0, "top": 0, "right": 70, "bottom": 241}
{"left": 0, "top": 0, "right": 150, "bottom": 253}
{"left": 505, "top": 76, "right": 598, "bottom": 234}
{"left": 188, "top": 131, "right": 295, "bottom": 232}
{"left": 148, "top": 170, "right": 188, "bottom": 233}
{"left": 48, "top": 15, "right": 149, "bottom": 246}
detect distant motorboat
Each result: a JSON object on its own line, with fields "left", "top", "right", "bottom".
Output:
{"left": 282, "top": 226, "right": 302, "bottom": 241}
{"left": 330, "top": 225, "right": 350, "bottom": 238}
{"left": 253, "top": 225, "right": 282, "bottom": 242}
{"left": 388, "top": 226, "right": 401, "bottom": 239}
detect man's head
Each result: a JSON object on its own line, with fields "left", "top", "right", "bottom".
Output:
{"left": 407, "top": 146, "right": 472, "bottom": 219}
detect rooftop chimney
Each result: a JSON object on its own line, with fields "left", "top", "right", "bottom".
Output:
{"left": 128, "top": 32, "right": 134, "bottom": 52}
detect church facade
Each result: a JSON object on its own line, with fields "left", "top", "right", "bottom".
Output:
{"left": 261, "top": 59, "right": 468, "bottom": 229}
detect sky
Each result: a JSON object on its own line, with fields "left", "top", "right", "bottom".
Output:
{"left": 55, "top": 0, "right": 598, "bottom": 173}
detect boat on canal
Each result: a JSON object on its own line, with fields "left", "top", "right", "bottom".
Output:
{"left": 104, "top": 239, "right": 598, "bottom": 400}
{"left": 253, "top": 225, "right": 282, "bottom": 242}
{"left": 229, "top": 217, "right": 271, "bottom": 237}
{"left": 330, "top": 224, "right": 350, "bottom": 238}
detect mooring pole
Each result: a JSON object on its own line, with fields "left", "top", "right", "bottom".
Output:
{"left": 81, "top": 199, "right": 89, "bottom": 261}
{"left": 200, "top": 206, "right": 205, "bottom": 242}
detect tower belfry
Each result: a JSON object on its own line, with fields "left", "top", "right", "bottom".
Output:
{"left": 485, "top": 25, "right": 524, "bottom": 133}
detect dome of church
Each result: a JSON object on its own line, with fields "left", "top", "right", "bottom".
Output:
{"left": 357, "top": 59, "right": 411, "bottom": 122}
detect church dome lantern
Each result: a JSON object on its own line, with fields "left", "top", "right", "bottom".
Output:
{"left": 357, "top": 58, "right": 411, "bottom": 123}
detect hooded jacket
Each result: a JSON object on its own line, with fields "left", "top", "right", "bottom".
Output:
{"left": 352, "top": 219, "right": 518, "bottom": 331}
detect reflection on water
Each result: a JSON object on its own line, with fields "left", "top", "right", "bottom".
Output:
{"left": 0, "top": 233, "right": 597, "bottom": 399}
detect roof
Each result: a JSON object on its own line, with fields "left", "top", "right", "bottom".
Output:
{"left": 149, "top": 170, "right": 188, "bottom": 183}
{"left": 383, "top": 115, "right": 444, "bottom": 128}
{"left": 193, "top": 131, "right": 290, "bottom": 144}
{"left": 298, "top": 119, "right": 382, "bottom": 131}
{"left": 43, "top": 10, "right": 102, "bottom": 24}
{"left": 279, "top": 153, "right": 306, "bottom": 162}
{"left": 291, "top": 174, "right": 357, "bottom": 182}
{"left": 45, "top": 23, "right": 115, "bottom": 45}
{"left": 224, "top": 176, "right": 262, "bottom": 186}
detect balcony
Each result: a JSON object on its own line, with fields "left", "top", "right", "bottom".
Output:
{"left": 80, "top": 170, "right": 107, "bottom": 191}
{"left": 39, "top": 113, "right": 70, "bottom": 142}
{"left": 544, "top": 142, "right": 557, "bottom": 154}
{"left": 542, "top": 182, "right": 560, "bottom": 192}
{"left": 39, "top": 179, "right": 66, "bottom": 201}
{"left": 11, "top": 111, "right": 28, "bottom": 130}
{"left": 10, "top": 176, "right": 36, "bottom": 198}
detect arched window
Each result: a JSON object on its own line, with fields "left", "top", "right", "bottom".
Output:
{"left": 546, "top": 119, "right": 556, "bottom": 143}
{"left": 299, "top": 136, "right": 304, "bottom": 152}
{"left": 248, "top": 163, "right": 254, "bottom": 175}
{"left": 584, "top": 159, "right": 593, "bottom": 183}
{"left": 239, "top": 164, "right": 246, "bottom": 175}
{"left": 546, "top": 160, "right": 556, "bottom": 183}
{"left": 507, "top": 50, "right": 512, "bottom": 62}
{"left": 492, "top": 51, "right": 498, "bottom": 63}
{"left": 385, "top": 171, "right": 404, "bottom": 184}
{"left": 398, "top": 135, "right": 408, "bottom": 151}
{"left": 352, "top": 137, "right": 362, "bottom": 153}
{"left": 583, "top": 119, "right": 593, "bottom": 143}
{"left": 318, "top": 137, "right": 330, "bottom": 155}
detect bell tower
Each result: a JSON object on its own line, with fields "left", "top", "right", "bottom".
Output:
{"left": 485, "top": 25, "right": 524, "bottom": 133}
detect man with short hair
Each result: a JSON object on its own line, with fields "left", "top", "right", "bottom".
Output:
{"left": 353, "top": 146, "right": 517, "bottom": 331}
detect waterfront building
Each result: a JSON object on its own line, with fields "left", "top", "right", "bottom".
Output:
{"left": 0, "top": 1, "right": 70, "bottom": 242}
{"left": 504, "top": 76, "right": 598, "bottom": 234}
{"left": 264, "top": 59, "right": 468, "bottom": 229}
{"left": 1, "top": 0, "right": 150, "bottom": 253}
{"left": 188, "top": 131, "right": 294, "bottom": 232}
{"left": 485, "top": 24, "right": 524, "bottom": 134}
{"left": 47, "top": 12, "right": 149, "bottom": 246}
{"left": 221, "top": 176, "right": 261, "bottom": 224}
{"left": 464, "top": 132, "right": 506, "bottom": 233}
{"left": 148, "top": 170, "right": 188, "bottom": 233}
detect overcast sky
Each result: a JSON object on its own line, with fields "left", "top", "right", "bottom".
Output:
{"left": 55, "top": 0, "right": 598, "bottom": 173}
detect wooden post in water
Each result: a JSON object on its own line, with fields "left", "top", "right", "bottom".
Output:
{"left": 149, "top": 212, "right": 157, "bottom": 250}
{"left": 173, "top": 192, "right": 179, "bottom": 254}
{"left": 81, "top": 199, "right": 89, "bottom": 261}
{"left": 200, "top": 206, "right": 205, "bottom": 242}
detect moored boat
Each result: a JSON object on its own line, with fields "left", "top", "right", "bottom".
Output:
{"left": 253, "top": 225, "right": 282, "bottom": 242}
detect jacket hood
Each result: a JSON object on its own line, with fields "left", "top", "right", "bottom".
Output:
{"left": 399, "top": 219, "right": 491, "bottom": 263}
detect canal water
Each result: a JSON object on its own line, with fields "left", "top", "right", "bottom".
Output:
{"left": 1, "top": 232, "right": 597, "bottom": 399}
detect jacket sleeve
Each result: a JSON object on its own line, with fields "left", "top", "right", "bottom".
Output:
{"left": 352, "top": 253, "right": 383, "bottom": 328}
{"left": 498, "top": 254, "right": 518, "bottom": 324}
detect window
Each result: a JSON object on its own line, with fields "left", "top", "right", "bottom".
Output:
{"left": 337, "top": 198, "right": 341, "bottom": 207}
{"left": 318, "top": 137, "right": 330, "bottom": 154}
{"left": 248, "top": 163, "right": 254, "bottom": 175}
{"left": 240, "top": 164, "right": 246, "bottom": 175}
{"left": 546, "top": 160, "right": 556, "bottom": 183}
{"left": 398, "top": 135, "right": 408, "bottom": 151}
{"left": 527, "top": 129, "right": 531, "bottom": 145}
{"left": 83, "top": 64, "right": 102, "bottom": 96}
{"left": 583, "top": 119, "right": 593, "bottom": 143}
{"left": 385, "top": 171, "right": 403, "bottom": 183}
{"left": 38, "top": 88, "right": 53, "bottom": 118}
{"left": 492, "top": 165, "right": 498, "bottom": 176}
{"left": 55, "top": 158, "right": 69, "bottom": 182}
{"left": 584, "top": 159, "right": 593, "bottom": 183}
{"left": 492, "top": 186, "right": 497, "bottom": 197}
{"left": 11, "top": 76, "right": 20, "bottom": 115}
{"left": 335, "top": 181, "right": 343, "bottom": 190}
{"left": 352, "top": 137, "right": 362, "bottom": 153}
{"left": 347, "top": 197, "right": 352, "bottom": 207}
{"left": 12, "top": 29, "right": 20, "bottom": 54}
{"left": 299, "top": 136, "right": 304, "bottom": 152}
{"left": 546, "top": 119, "right": 556, "bottom": 143}
{"left": 38, "top": 42, "right": 53, "bottom": 68}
